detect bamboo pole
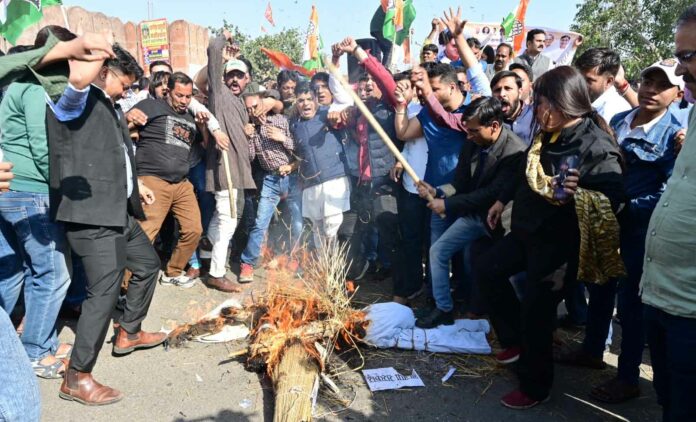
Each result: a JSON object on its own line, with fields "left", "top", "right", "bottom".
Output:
{"left": 323, "top": 57, "right": 444, "bottom": 217}
{"left": 221, "top": 152, "right": 236, "bottom": 218}
{"left": 272, "top": 343, "right": 320, "bottom": 422}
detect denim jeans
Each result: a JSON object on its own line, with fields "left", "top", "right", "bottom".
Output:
{"left": 187, "top": 160, "right": 215, "bottom": 269}
{"left": 0, "top": 306, "right": 41, "bottom": 422}
{"left": 241, "top": 174, "right": 303, "bottom": 266}
{"left": 430, "top": 215, "right": 488, "bottom": 312}
{"left": 644, "top": 305, "right": 696, "bottom": 422}
{"left": 0, "top": 192, "right": 71, "bottom": 360}
{"left": 425, "top": 210, "right": 457, "bottom": 298}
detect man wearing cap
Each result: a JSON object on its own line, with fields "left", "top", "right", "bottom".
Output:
{"left": 204, "top": 30, "right": 257, "bottom": 289}
{"left": 235, "top": 83, "right": 300, "bottom": 285}
{"left": 562, "top": 58, "right": 685, "bottom": 404}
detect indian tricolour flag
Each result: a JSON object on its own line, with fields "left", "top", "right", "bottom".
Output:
{"left": 1, "top": 0, "right": 62, "bottom": 44}
{"left": 302, "top": 4, "right": 323, "bottom": 72}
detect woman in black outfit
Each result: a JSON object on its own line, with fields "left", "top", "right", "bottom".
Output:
{"left": 476, "top": 66, "right": 625, "bottom": 409}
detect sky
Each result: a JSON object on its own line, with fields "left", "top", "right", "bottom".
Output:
{"left": 64, "top": 0, "right": 579, "bottom": 46}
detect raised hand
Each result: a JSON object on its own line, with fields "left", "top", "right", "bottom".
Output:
{"left": 440, "top": 6, "right": 466, "bottom": 38}
{"left": 339, "top": 37, "right": 358, "bottom": 55}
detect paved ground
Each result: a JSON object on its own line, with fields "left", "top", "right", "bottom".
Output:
{"left": 40, "top": 261, "right": 662, "bottom": 422}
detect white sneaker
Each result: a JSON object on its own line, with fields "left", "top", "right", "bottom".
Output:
{"left": 159, "top": 273, "right": 197, "bottom": 288}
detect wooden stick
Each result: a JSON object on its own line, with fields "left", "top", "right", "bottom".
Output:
{"left": 323, "top": 58, "right": 445, "bottom": 218}
{"left": 221, "top": 151, "right": 236, "bottom": 218}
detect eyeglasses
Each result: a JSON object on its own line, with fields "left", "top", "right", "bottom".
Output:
{"left": 107, "top": 68, "right": 132, "bottom": 91}
{"left": 675, "top": 50, "right": 696, "bottom": 65}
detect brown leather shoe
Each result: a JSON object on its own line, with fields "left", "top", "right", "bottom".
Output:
{"left": 113, "top": 327, "right": 166, "bottom": 355}
{"left": 204, "top": 275, "right": 241, "bottom": 293}
{"left": 59, "top": 367, "right": 123, "bottom": 406}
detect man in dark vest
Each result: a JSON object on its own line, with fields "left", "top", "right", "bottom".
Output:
{"left": 45, "top": 44, "right": 166, "bottom": 405}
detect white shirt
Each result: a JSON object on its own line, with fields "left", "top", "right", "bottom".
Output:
{"left": 614, "top": 108, "right": 666, "bottom": 144}
{"left": 592, "top": 86, "right": 631, "bottom": 124}
{"left": 401, "top": 102, "right": 428, "bottom": 194}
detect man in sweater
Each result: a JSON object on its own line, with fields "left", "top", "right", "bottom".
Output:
{"left": 0, "top": 25, "right": 75, "bottom": 379}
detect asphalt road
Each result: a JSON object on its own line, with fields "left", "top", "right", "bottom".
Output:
{"left": 40, "top": 265, "right": 662, "bottom": 422}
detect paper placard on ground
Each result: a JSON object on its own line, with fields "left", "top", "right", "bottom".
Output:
{"left": 361, "top": 368, "right": 425, "bottom": 392}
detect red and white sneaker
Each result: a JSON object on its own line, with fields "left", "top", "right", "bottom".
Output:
{"left": 495, "top": 346, "right": 521, "bottom": 364}
{"left": 500, "top": 390, "right": 548, "bottom": 409}
{"left": 238, "top": 263, "right": 254, "bottom": 283}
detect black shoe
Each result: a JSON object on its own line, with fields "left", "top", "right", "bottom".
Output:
{"left": 416, "top": 308, "right": 454, "bottom": 329}
{"left": 347, "top": 259, "right": 370, "bottom": 281}
{"left": 366, "top": 260, "right": 379, "bottom": 275}
{"left": 413, "top": 297, "right": 436, "bottom": 318}
{"left": 372, "top": 266, "right": 391, "bottom": 281}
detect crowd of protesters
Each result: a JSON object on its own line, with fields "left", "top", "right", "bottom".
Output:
{"left": 0, "top": 3, "right": 695, "bottom": 421}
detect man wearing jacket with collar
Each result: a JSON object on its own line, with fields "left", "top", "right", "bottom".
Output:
{"left": 414, "top": 97, "right": 526, "bottom": 328}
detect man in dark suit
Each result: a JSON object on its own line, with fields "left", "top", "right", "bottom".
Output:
{"left": 45, "top": 43, "right": 166, "bottom": 405}
{"left": 415, "top": 97, "right": 527, "bottom": 328}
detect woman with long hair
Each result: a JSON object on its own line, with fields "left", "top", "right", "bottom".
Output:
{"left": 475, "top": 66, "right": 625, "bottom": 409}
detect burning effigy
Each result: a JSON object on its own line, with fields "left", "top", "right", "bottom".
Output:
{"left": 168, "top": 240, "right": 368, "bottom": 422}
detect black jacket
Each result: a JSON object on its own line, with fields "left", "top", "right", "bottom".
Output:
{"left": 501, "top": 117, "right": 624, "bottom": 237}
{"left": 443, "top": 126, "right": 527, "bottom": 224}
{"left": 46, "top": 87, "right": 145, "bottom": 228}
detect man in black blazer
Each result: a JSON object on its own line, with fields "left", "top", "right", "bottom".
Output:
{"left": 44, "top": 43, "right": 166, "bottom": 405}
{"left": 415, "top": 97, "right": 527, "bottom": 328}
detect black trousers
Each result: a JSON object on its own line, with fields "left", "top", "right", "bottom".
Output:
{"left": 475, "top": 230, "right": 577, "bottom": 400}
{"left": 338, "top": 176, "right": 398, "bottom": 274}
{"left": 65, "top": 215, "right": 160, "bottom": 373}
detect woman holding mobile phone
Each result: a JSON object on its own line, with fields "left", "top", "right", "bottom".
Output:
{"left": 476, "top": 66, "right": 625, "bottom": 409}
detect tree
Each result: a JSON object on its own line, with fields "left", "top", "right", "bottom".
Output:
{"left": 210, "top": 20, "right": 304, "bottom": 83}
{"left": 571, "top": 0, "right": 691, "bottom": 78}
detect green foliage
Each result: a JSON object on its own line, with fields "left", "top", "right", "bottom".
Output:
{"left": 571, "top": 0, "right": 691, "bottom": 79}
{"left": 210, "top": 20, "right": 304, "bottom": 82}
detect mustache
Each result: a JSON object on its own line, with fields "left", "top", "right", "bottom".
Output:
{"left": 684, "top": 73, "right": 696, "bottom": 83}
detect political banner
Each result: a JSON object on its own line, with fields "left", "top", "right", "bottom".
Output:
{"left": 140, "top": 18, "right": 170, "bottom": 70}
{"left": 464, "top": 22, "right": 581, "bottom": 62}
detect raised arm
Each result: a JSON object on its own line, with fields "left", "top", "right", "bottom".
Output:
{"left": 411, "top": 65, "right": 466, "bottom": 132}
{"left": 207, "top": 32, "right": 229, "bottom": 96}
{"left": 440, "top": 7, "right": 491, "bottom": 97}
{"left": 339, "top": 37, "right": 398, "bottom": 108}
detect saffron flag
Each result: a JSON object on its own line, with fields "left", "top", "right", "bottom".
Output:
{"left": 509, "top": 0, "right": 530, "bottom": 53}
{"left": 0, "top": 0, "right": 62, "bottom": 44}
{"left": 262, "top": 47, "right": 316, "bottom": 78}
{"left": 382, "top": 0, "right": 415, "bottom": 46}
{"left": 264, "top": 2, "right": 275, "bottom": 27}
{"left": 302, "top": 5, "right": 323, "bottom": 71}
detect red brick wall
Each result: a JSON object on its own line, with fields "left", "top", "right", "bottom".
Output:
{"left": 0, "top": 5, "right": 209, "bottom": 76}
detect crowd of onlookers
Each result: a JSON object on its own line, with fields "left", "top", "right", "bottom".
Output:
{"left": 1, "top": 3, "right": 695, "bottom": 420}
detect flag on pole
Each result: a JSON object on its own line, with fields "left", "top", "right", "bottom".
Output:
{"left": 382, "top": 0, "right": 415, "bottom": 46}
{"left": 264, "top": 2, "right": 275, "bottom": 27}
{"left": 262, "top": 47, "right": 316, "bottom": 77}
{"left": 402, "top": 35, "right": 411, "bottom": 64}
{"left": 505, "top": 0, "right": 530, "bottom": 53}
{"left": 302, "top": 5, "right": 323, "bottom": 71}
{"left": 0, "top": 0, "right": 62, "bottom": 44}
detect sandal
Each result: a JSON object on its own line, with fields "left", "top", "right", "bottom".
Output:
{"left": 590, "top": 378, "right": 640, "bottom": 403}
{"left": 31, "top": 357, "right": 67, "bottom": 379}
{"left": 555, "top": 347, "right": 607, "bottom": 369}
{"left": 55, "top": 343, "right": 73, "bottom": 360}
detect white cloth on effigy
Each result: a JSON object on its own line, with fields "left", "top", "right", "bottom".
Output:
{"left": 362, "top": 302, "right": 491, "bottom": 354}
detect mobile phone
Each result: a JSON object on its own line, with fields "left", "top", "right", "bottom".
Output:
{"left": 554, "top": 154, "right": 579, "bottom": 200}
